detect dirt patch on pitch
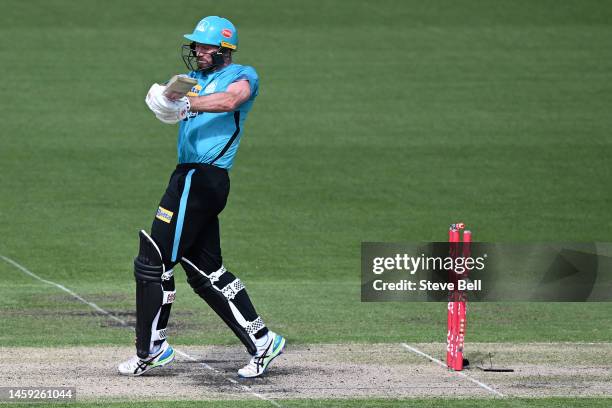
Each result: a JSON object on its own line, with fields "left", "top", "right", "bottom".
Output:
{"left": 1, "top": 343, "right": 611, "bottom": 403}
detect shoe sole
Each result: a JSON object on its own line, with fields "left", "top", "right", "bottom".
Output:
{"left": 238, "top": 337, "right": 286, "bottom": 378}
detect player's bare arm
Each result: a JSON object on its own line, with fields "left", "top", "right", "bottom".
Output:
{"left": 188, "top": 80, "right": 251, "bottom": 113}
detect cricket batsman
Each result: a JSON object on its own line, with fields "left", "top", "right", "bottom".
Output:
{"left": 118, "top": 16, "right": 285, "bottom": 378}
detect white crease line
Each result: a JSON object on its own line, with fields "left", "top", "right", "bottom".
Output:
{"left": 0, "top": 254, "right": 282, "bottom": 408}
{"left": 0, "top": 255, "right": 128, "bottom": 326}
{"left": 401, "top": 342, "right": 505, "bottom": 397}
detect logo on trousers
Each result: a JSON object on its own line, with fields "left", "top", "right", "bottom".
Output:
{"left": 156, "top": 206, "right": 174, "bottom": 224}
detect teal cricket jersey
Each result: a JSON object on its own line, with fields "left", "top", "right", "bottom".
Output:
{"left": 177, "top": 63, "right": 259, "bottom": 169}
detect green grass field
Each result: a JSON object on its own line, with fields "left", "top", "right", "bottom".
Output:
{"left": 1, "top": 0, "right": 611, "bottom": 406}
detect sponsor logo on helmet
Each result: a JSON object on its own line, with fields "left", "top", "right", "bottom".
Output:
{"left": 196, "top": 20, "right": 209, "bottom": 32}
{"left": 220, "top": 41, "right": 236, "bottom": 50}
{"left": 221, "top": 29, "right": 233, "bottom": 38}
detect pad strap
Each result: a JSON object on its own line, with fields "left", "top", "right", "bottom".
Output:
{"left": 221, "top": 279, "right": 245, "bottom": 300}
{"left": 245, "top": 316, "right": 265, "bottom": 335}
{"left": 161, "top": 269, "right": 174, "bottom": 281}
{"left": 151, "top": 328, "right": 168, "bottom": 341}
{"left": 209, "top": 266, "right": 226, "bottom": 284}
{"left": 162, "top": 290, "right": 176, "bottom": 305}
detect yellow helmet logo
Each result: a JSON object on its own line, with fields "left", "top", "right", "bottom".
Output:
{"left": 221, "top": 41, "right": 237, "bottom": 50}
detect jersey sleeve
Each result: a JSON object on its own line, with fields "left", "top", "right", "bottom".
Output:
{"left": 234, "top": 66, "right": 259, "bottom": 98}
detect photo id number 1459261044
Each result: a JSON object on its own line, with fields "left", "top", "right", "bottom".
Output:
{"left": 0, "top": 387, "right": 76, "bottom": 401}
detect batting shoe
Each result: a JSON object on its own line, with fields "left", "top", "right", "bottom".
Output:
{"left": 118, "top": 341, "right": 175, "bottom": 376}
{"left": 238, "top": 331, "right": 286, "bottom": 378}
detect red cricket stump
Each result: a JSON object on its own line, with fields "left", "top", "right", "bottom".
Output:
{"left": 447, "top": 224, "right": 470, "bottom": 371}
{"left": 446, "top": 299, "right": 453, "bottom": 367}
{"left": 453, "top": 294, "right": 466, "bottom": 370}
{"left": 454, "top": 230, "right": 471, "bottom": 370}
{"left": 447, "top": 226, "right": 460, "bottom": 369}
{"left": 447, "top": 295, "right": 455, "bottom": 368}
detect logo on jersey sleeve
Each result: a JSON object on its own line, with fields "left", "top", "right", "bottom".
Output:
{"left": 204, "top": 80, "right": 218, "bottom": 94}
{"left": 186, "top": 84, "right": 202, "bottom": 97}
{"left": 156, "top": 206, "right": 174, "bottom": 224}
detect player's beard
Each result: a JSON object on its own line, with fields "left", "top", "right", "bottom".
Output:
{"left": 197, "top": 57, "right": 212, "bottom": 70}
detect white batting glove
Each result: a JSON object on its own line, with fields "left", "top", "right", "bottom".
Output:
{"left": 154, "top": 97, "right": 190, "bottom": 124}
{"left": 145, "top": 84, "right": 191, "bottom": 124}
{"left": 145, "top": 83, "right": 168, "bottom": 113}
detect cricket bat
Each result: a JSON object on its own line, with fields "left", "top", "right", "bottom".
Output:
{"left": 163, "top": 75, "right": 198, "bottom": 99}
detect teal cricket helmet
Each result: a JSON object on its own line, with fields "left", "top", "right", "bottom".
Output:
{"left": 184, "top": 16, "right": 238, "bottom": 50}
{"left": 182, "top": 16, "right": 238, "bottom": 72}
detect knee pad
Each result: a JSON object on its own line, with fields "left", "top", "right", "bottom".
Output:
{"left": 181, "top": 258, "right": 264, "bottom": 355}
{"left": 134, "top": 230, "right": 176, "bottom": 358}
{"left": 134, "top": 230, "right": 165, "bottom": 282}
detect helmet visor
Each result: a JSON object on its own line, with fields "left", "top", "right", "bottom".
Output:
{"left": 181, "top": 43, "right": 199, "bottom": 72}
